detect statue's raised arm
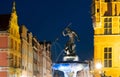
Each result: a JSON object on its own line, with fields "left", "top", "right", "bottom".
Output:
{"left": 62, "top": 27, "right": 80, "bottom": 56}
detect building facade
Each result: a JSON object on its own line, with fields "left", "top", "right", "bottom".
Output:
{"left": 20, "top": 26, "right": 52, "bottom": 77}
{"left": 39, "top": 41, "right": 52, "bottom": 77}
{"left": 92, "top": 0, "right": 120, "bottom": 77}
{"left": 0, "top": 1, "right": 53, "bottom": 77}
{"left": 20, "top": 25, "right": 33, "bottom": 77}
{"left": 32, "top": 37, "right": 41, "bottom": 77}
{"left": 0, "top": 2, "right": 21, "bottom": 77}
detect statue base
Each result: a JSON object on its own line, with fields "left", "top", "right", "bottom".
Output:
{"left": 63, "top": 55, "right": 79, "bottom": 61}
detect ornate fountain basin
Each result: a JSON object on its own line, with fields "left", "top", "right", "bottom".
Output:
{"left": 52, "top": 61, "right": 89, "bottom": 77}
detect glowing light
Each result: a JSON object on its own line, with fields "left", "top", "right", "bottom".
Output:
{"left": 95, "top": 62, "right": 102, "bottom": 69}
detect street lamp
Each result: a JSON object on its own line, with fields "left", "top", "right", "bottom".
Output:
{"left": 95, "top": 62, "right": 102, "bottom": 70}
{"left": 95, "top": 62, "right": 105, "bottom": 77}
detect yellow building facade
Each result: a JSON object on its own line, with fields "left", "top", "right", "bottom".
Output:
{"left": 0, "top": 2, "right": 21, "bottom": 77}
{"left": 8, "top": 2, "right": 21, "bottom": 77}
{"left": 92, "top": 0, "right": 120, "bottom": 77}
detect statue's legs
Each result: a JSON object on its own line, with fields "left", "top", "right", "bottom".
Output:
{"left": 64, "top": 41, "right": 76, "bottom": 56}
{"left": 72, "top": 44, "right": 76, "bottom": 53}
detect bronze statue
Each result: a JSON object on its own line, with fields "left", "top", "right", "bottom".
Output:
{"left": 62, "top": 27, "right": 80, "bottom": 56}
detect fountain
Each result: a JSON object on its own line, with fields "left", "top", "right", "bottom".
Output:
{"left": 52, "top": 62, "right": 89, "bottom": 77}
{"left": 52, "top": 26, "right": 90, "bottom": 77}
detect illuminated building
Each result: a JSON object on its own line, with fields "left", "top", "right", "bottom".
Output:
{"left": 0, "top": 2, "right": 21, "bottom": 77}
{"left": 0, "top": 1, "right": 53, "bottom": 77}
{"left": 20, "top": 25, "right": 33, "bottom": 77}
{"left": 32, "top": 37, "right": 41, "bottom": 77}
{"left": 92, "top": 0, "right": 120, "bottom": 77}
{"left": 20, "top": 25, "right": 52, "bottom": 77}
{"left": 39, "top": 41, "right": 52, "bottom": 77}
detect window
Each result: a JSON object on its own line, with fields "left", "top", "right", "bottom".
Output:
{"left": 104, "top": 47, "right": 112, "bottom": 67}
{"left": 15, "top": 41, "right": 17, "bottom": 50}
{"left": 11, "top": 39, "right": 13, "bottom": 49}
{"left": 104, "top": 18, "right": 112, "bottom": 34}
{"left": 18, "top": 43, "right": 21, "bottom": 51}
{"left": 9, "top": 53, "right": 13, "bottom": 67}
{"left": 114, "top": 4, "right": 117, "bottom": 16}
{"left": 97, "top": 9, "right": 99, "bottom": 12}
{"left": 105, "top": 0, "right": 111, "bottom": 2}
{"left": 14, "top": 56, "right": 17, "bottom": 67}
{"left": 11, "top": 28, "right": 13, "bottom": 34}
{"left": 18, "top": 57, "right": 21, "bottom": 68}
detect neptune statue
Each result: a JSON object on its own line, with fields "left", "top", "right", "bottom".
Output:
{"left": 62, "top": 27, "right": 80, "bottom": 56}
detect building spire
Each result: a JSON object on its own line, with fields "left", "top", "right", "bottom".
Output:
{"left": 12, "top": 1, "right": 16, "bottom": 13}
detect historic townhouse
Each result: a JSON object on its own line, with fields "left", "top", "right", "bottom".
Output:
{"left": 92, "top": 0, "right": 120, "bottom": 77}
{"left": 20, "top": 25, "right": 33, "bottom": 77}
{"left": 0, "top": 1, "right": 52, "bottom": 77}
{"left": 32, "top": 37, "right": 41, "bottom": 77}
{"left": 39, "top": 41, "right": 52, "bottom": 77}
{"left": 0, "top": 2, "right": 21, "bottom": 77}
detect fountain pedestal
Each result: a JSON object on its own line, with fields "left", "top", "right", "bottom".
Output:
{"left": 63, "top": 55, "right": 79, "bottom": 61}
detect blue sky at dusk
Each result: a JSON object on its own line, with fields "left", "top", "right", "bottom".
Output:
{"left": 0, "top": 0, "right": 93, "bottom": 62}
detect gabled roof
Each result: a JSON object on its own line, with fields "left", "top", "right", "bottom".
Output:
{"left": 0, "top": 14, "right": 11, "bottom": 31}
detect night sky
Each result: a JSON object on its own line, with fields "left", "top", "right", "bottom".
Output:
{"left": 0, "top": 0, "right": 93, "bottom": 62}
